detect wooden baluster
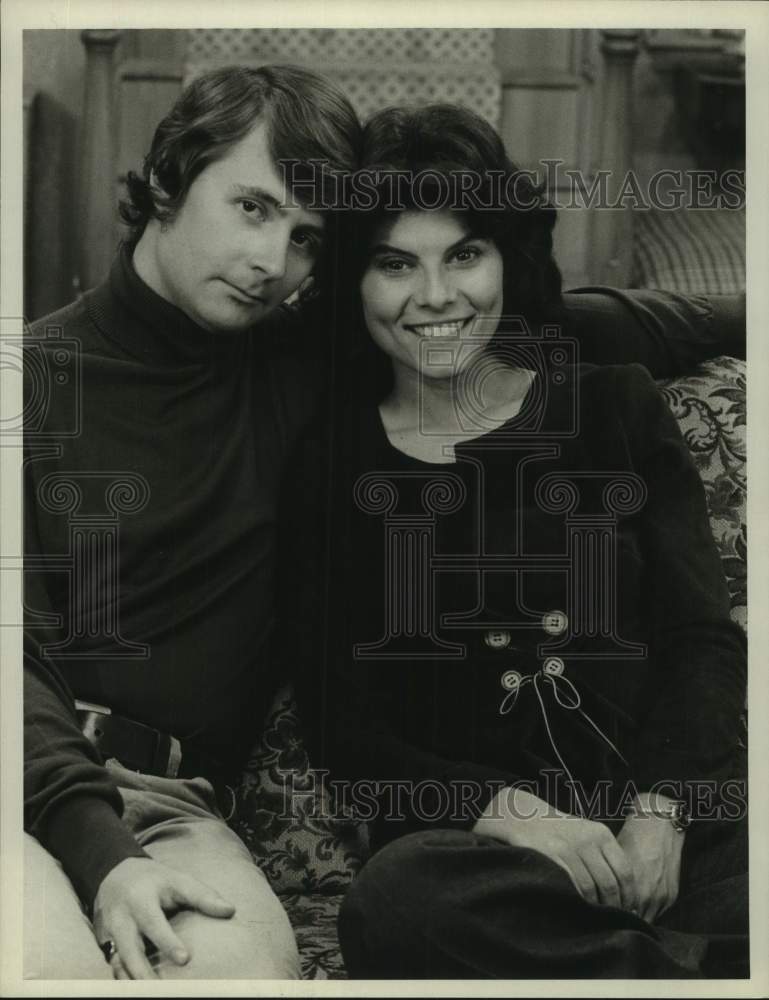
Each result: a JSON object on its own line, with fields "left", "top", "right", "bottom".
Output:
{"left": 78, "top": 30, "right": 122, "bottom": 294}
{"left": 590, "top": 30, "right": 641, "bottom": 285}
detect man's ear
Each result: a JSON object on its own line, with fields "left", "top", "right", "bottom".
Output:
{"left": 298, "top": 275, "right": 316, "bottom": 296}
{"left": 147, "top": 170, "right": 173, "bottom": 231}
{"left": 148, "top": 170, "right": 166, "bottom": 199}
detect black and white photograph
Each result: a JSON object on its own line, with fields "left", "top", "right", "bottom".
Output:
{"left": 1, "top": 0, "right": 767, "bottom": 994}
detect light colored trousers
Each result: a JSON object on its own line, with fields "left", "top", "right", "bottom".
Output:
{"left": 24, "top": 760, "right": 301, "bottom": 980}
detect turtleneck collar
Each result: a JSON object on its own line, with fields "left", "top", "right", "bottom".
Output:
{"left": 85, "top": 244, "right": 250, "bottom": 366}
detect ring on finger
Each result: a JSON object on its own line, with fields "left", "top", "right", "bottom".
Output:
{"left": 99, "top": 938, "right": 118, "bottom": 963}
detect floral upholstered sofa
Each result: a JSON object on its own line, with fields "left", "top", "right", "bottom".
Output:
{"left": 231, "top": 355, "right": 747, "bottom": 980}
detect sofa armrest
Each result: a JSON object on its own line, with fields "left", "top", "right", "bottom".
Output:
{"left": 656, "top": 355, "right": 746, "bottom": 633}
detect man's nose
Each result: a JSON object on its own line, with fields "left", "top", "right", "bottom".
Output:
{"left": 249, "top": 227, "right": 289, "bottom": 280}
{"left": 415, "top": 267, "right": 456, "bottom": 309}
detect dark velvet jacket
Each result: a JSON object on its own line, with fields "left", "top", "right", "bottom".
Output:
{"left": 281, "top": 359, "right": 746, "bottom": 846}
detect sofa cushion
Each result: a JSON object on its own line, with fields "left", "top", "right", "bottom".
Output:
{"left": 281, "top": 891, "right": 348, "bottom": 979}
{"left": 232, "top": 684, "right": 369, "bottom": 898}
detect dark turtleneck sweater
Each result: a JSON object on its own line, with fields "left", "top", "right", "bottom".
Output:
{"left": 23, "top": 248, "right": 323, "bottom": 905}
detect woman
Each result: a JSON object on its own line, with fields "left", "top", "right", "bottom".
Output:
{"left": 280, "top": 105, "right": 747, "bottom": 979}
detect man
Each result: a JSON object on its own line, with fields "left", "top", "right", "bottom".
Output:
{"left": 23, "top": 62, "right": 745, "bottom": 982}
{"left": 23, "top": 64, "right": 361, "bottom": 980}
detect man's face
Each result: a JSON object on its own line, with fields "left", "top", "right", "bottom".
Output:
{"left": 146, "top": 121, "right": 326, "bottom": 333}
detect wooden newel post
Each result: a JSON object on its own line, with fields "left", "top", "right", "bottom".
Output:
{"left": 591, "top": 29, "right": 641, "bottom": 285}
{"left": 78, "top": 30, "right": 122, "bottom": 293}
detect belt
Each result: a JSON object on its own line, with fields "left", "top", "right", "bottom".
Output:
{"left": 75, "top": 699, "right": 235, "bottom": 794}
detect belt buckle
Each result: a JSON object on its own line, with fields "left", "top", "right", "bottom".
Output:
{"left": 75, "top": 699, "right": 111, "bottom": 745}
{"left": 75, "top": 699, "right": 111, "bottom": 715}
{"left": 163, "top": 734, "right": 182, "bottom": 779}
{"left": 75, "top": 700, "right": 183, "bottom": 779}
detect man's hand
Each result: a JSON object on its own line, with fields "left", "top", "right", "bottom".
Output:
{"left": 92, "top": 857, "right": 236, "bottom": 979}
{"left": 616, "top": 793, "right": 686, "bottom": 924}
{"left": 473, "top": 787, "right": 639, "bottom": 913}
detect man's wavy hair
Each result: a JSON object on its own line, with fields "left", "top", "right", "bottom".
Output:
{"left": 332, "top": 104, "right": 564, "bottom": 390}
{"left": 119, "top": 64, "right": 362, "bottom": 302}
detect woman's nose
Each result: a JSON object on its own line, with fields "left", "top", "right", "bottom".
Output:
{"left": 414, "top": 267, "right": 457, "bottom": 309}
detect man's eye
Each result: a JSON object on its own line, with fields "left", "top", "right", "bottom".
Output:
{"left": 239, "top": 199, "right": 266, "bottom": 220}
{"left": 292, "top": 231, "right": 322, "bottom": 255}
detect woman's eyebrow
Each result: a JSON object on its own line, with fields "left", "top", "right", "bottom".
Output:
{"left": 369, "top": 242, "right": 416, "bottom": 257}
{"left": 370, "top": 234, "right": 482, "bottom": 257}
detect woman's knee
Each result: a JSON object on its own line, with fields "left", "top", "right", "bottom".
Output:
{"left": 339, "top": 829, "right": 496, "bottom": 960}
{"left": 339, "top": 827, "right": 572, "bottom": 964}
{"left": 343, "top": 826, "right": 545, "bottom": 912}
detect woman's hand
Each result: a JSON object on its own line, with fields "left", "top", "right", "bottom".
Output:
{"left": 92, "top": 856, "right": 236, "bottom": 979}
{"left": 473, "top": 787, "right": 639, "bottom": 913}
{"left": 616, "top": 793, "right": 686, "bottom": 924}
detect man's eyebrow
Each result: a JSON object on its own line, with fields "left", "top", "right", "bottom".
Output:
{"left": 231, "top": 184, "right": 326, "bottom": 234}
{"left": 297, "top": 221, "right": 327, "bottom": 238}
{"left": 230, "top": 184, "right": 284, "bottom": 210}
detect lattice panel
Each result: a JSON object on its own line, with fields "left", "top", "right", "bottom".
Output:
{"left": 184, "top": 29, "right": 501, "bottom": 127}
{"left": 186, "top": 28, "right": 495, "bottom": 64}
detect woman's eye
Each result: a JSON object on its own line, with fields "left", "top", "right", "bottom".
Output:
{"left": 453, "top": 245, "right": 482, "bottom": 264}
{"left": 376, "top": 258, "right": 410, "bottom": 274}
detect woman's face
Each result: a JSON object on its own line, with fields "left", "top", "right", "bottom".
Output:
{"left": 359, "top": 210, "right": 504, "bottom": 381}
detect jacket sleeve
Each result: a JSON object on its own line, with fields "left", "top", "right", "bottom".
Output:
{"left": 613, "top": 364, "right": 746, "bottom": 804}
{"left": 563, "top": 287, "right": 745, "bottom": 377}
{"left": 24, "top": 462, "right": 148, "bottom": 908}
{"left": 299, "top": 649, "right": 522, "bottom": 838}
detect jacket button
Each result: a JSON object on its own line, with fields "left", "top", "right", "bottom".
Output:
{"left": 543, "top": 656, "right": 565, "bottom": 676}
{"left": 500, "top": 670, "right": 521, "bottom": 691}
{"left": 542, "top": 610, "right": 568, "bottom": 635}
{"left": 484, "top": 630, "right": 512, "bottom": 649}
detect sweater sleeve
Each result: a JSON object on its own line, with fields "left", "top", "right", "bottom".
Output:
{"left": 612, "top": 364, "right": 746, "bottom": 804}
{"left": 24, "top": 469, "right": 148, "bottom": 907}
{"left": 563, "top": 287, "right": 745, "bottom": 376}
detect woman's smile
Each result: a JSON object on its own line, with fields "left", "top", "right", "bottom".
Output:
{"left": 402, "top": 316, "right": 475, "bottom": 338}
{"left": 360, "top": 209, "right": 504, "bottom": 381}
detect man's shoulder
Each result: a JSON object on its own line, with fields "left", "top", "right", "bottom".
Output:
{"left": 27, "top": 290, "right": 100, "bottom": 351}
{"left": 28, "top": 295, "right": 91, "bottom": 337}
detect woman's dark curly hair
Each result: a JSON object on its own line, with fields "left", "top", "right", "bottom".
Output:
{"left": 337, "top": 104, "right": 563, "bottom": 339}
